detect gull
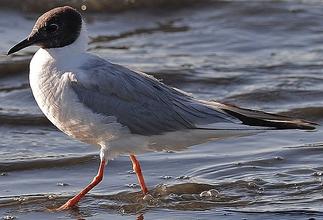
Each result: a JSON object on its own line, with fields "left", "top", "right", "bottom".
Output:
{"left": 7, "top": 6, "right": 317, "bottom": 210}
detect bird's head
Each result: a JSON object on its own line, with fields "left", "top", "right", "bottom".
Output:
{"left": 7, "top": 6, "right": 83, "bottom": 55}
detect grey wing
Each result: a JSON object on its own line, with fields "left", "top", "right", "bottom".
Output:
{"left": 70, "top": 56, "right": 236, "bottom": 135}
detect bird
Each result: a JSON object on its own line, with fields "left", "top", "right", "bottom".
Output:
{"left": 7, "top": 6, "right": 317, "bottom": 210}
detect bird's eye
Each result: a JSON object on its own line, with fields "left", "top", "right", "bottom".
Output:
{"left": 46, "top": 23, "right": 59, "bottom": 33}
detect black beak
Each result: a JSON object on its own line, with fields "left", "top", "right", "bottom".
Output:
{"left": 7, "top": 33, "right": 39, "bottom": 55}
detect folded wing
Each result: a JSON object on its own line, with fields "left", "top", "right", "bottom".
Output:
{"left": 70, "top": 56, "right": 236, "bottom": 135}
{"left": 70, "top": 55, "right": 317, "bottom": 136}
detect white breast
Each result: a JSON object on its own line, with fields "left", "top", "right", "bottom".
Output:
{"left": 29, "top": 48, "right": 124, "bottom": 146}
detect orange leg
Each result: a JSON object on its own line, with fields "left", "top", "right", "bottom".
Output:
{"left": 57, "top": 159, "right": 106, "bottom": 210}
{"left": 130, "top": 155, "right": 148, "bottom": 195}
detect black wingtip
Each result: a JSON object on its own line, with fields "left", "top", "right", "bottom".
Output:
{"left": 221, "top": 107, "right": 318, "bottom": 131}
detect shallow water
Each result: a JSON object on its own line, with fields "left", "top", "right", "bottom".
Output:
{"left": 1, "top": 1, "right": 323, "bottom": 219}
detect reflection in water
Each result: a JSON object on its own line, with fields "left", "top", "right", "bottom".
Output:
{"left": 137, "top": 213, "right": 144, "bottom": 220}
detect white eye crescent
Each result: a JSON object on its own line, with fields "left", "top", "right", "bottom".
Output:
{"left": 46, "top": 23, "right": 59, "bottom": 33}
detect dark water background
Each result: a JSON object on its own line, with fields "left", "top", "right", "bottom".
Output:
{"left": 1, "top": 1, "right": 323, "bottom": 219}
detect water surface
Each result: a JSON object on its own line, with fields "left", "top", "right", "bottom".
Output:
{"left": 1, "top": 1, "right": 323, "bottom": 219}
